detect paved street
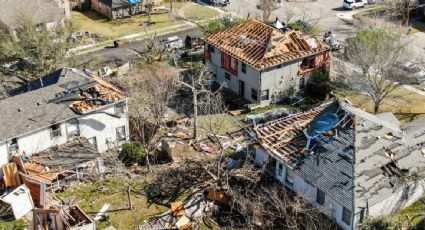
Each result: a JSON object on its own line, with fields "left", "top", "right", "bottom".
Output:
{"left": 73, "top": 27, "right": 202, "bottom": 66}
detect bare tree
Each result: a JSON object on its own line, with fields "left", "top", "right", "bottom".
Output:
{"left": 384, "top": 0, "right": 416, "bottom": 25}
{"left": 176, "top": 65, "right": 224, "bottom": 140}
{"left": 114, "top": 63, "right": 178, "bottom": 171}
{"left": 343, "top": 27, "right": 409, "bottom": 113}
{"left": 258, "top": 0, "right": 279, "bottom": 23}
{"left": 145, "top": 1, "right": 155, "bottom": 25}
{"left": 133, "top": 30, "right": 168, "bottom": 64}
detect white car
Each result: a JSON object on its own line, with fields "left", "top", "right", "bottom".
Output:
{"left": 343, "top": 0, "right": 368, "bottom": 9}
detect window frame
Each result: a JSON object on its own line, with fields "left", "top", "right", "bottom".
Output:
{"left": 225, "top": 72, "right": 231, "bottom": 80}
{"left": 285, "top": 167, "right": 294, "bottom": 186}
{"left": 277, "top": 163, "right": 283, "bottom": 177}
{"left": 316, "top": 188, "right": 325, "bottom": 205}
{"left": 66, "top": 119, "right": 80, "bottom": 139}
{"left": 342, "top": 207, "right": 352, "bottom": 226}
{"left": 251, "top": 88, "right": 258, "bottom": 101}
{"left": 8, "top": 138, "right": 18, "bottom": 154}
{"left": 116, "top": 126, "right": 126, "bottom": 142}
{"left": 207, "top": 44, "right": 215, "bottom": 53}
{"left": 261, "top": 89, "right": 269, "bottom": 101}
{"left": 115, "top": 102, "right": 126, "bottom": 115}
{"left": 88, "top": 136, "right": 98, "bottom": 151}
{"left": 241, "top": 62, "right": 247, "bottom": 74}
{"left": 50, "top": 124, "right": 62, "bottom": 139}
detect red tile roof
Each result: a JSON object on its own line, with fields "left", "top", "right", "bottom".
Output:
{"left": 204, "top": 19, "right": 331, "bottom": 70}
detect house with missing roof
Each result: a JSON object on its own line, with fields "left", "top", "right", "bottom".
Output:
{"left": 91, "top": 0, "right": 161, "bottom": 19}
{"left": 0, "top": 68, "right": 129, "bottom": 176}
{"left": 204, "top": 19, "right": 331, "bottom": 104}
{"left": 251, "top": 99, "right": 425, "bottom": 229}
{"left": 0, "top": 0, "right": 70, "bottom": 39}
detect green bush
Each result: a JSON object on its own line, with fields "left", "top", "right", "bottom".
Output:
{"left": 119, "top": 142, "right": 145, "bottom": 165}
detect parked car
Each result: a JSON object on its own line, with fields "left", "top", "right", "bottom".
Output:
{"left": 160, "top": 36, "right": 184, "bottom": 51}
{"left": 343, "top": 0, "right": 368, "bottom": 9}
{"left": 203, "top": 0, "right": 229, "bottom": 6}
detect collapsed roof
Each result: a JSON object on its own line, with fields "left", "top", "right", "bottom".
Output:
{"left": 204, "top": 19, "right": 331, "bottom": 70}
{"left": 0, "top": 68, "right": 126, "bottom": 141}
{"left": 254, "top": 99, "right": 425, "bottom": 211}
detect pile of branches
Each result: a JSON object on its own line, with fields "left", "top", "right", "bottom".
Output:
{"left": 145, "top": 157, "right": 339, "bottom": 229}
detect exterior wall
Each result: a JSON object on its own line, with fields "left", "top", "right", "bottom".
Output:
{"left": 0, "top": 102, "right": 129, "bottom": 168}
{"left": 91, "top": 0, "right": 112, "bottom": 18}
{"left": 206, "top": 47, "right": 261, "bottom": 103}
{"left": 112, "top": 4, "right": 143, "bottom": 19}
{"left": 254, "top": 148, "right": 269, "bottom": 165}
{"left": 260, "top": 60, "right": 303, "bottom": 102}
{"left": 256, "top": 148, "right": 354, "bottom": 230}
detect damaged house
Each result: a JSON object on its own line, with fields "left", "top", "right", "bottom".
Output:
{"left": 0, "top": 68, "right": 129, "bottom": 175}
{"left": 91, "top": 0, "right": 161, "bottom": 19}
{"left": 204, "top": 19, "right": 331, "bottom": 104}
{"left": 252, "top": 99, "right": 425, "bottom": 229}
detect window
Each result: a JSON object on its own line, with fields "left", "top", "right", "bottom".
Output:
{"left": 213, "top": 73, "right": 217, "bottom": 78}
{"left": 261, "top": 89, "right": 269, "bottom": 101}
{"left": 285, "top": 167, "right": 294, "bottom": 186}
{"left": 277, "top": 163, "right": 283, "bottom": 177}
{"left": 221, "top": 52, "right": 238, "bottom": 74}
{"left": 8, "top": 138, "right": 18, "bottom": 154}
{"left": 251, "top": 88, "right": 258, "bottom": 101}
{"left": 115, "top": 102, "right": 125, "bottom": 115}
{"left": 316, "top": 188, "right": 325, "bottom": 205}
{"left": 207, "top": 44, "right": 215, "bottom": 53}
{"left": 66, "top": 119, "right": 79, "bottom": 138}
{"left": 342, "top": 207, "right": 352, "bottom": 226}
{"left": 88, "top": 137, "right": 98, "bottom": 151}
{"left": 116, "top": 126, "right": 126, "bottom": 141}
{"left": 225, "top": 72, "right": 231, "bottom": 80}
{"left": 50, "top": 124, "right": 61, "bottom": 138}
{"left": 241, "top": 62, "right": 247, "bottom": 74}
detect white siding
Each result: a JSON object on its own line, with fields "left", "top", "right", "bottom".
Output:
{"left": 0, "top": 102, "right": 129, "bottom": 168}
{"left": 271, "top": 156, "right": 353, "bottom": 230}
{"left": 260, "top": 60, "right": 302, "bottom": 102}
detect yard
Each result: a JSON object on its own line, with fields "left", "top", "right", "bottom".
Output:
{"left": 57, "top": 175, "right": 177, "bottom": 230}
{"left": 335, "top": 86, "right": 425, "bottom": 123}
{"left": 71, "top": 10, "right": 183, "bottom": 40}
{"left": 183, "top": 4, "right": 220, "bottom": 21}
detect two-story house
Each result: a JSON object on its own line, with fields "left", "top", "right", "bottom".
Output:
{"left": 0, "top": 68, "right": 129, "bottom": 175}
{"left": 252, "top": 99, "right": 425, "bottom": 229}
{"left": 204, "top": 19, "right": 331, "bottom": 104}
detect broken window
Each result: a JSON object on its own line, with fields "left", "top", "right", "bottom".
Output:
{"left": 208, "top": 44, "right": 215, "bottom": 53}
{"left": 261, "top": 89, "right": 269, "bottom": 101}
{"left": 115, "top": 102, "right": 125, "bottom": 115}
{"left": 50, "top": 124, "right": 61, "bottom": 138}
{"left": 251, "top": 88, "right": 258, "bottom": 101}
{"left": 88, "top": 137, "right": 98, "bottom": 151}
{"left": 285, "top": 167, "right": 294, "bottom": 186}
{"left": 8, "top": 138, "right": 18, "bottom": 154}
{"left": 316, "top": 188, "right": 325, "bottom": 205}
{"left": 241, "top": 62, "right": 247, "bottom": 74}
{"left": 225, "top": 72, "right": 231, "bottom": 80}
{"left": 342, "top": 207, "right": 352, "bottom": 226}
{"left": 221, "top": 52, "right": 238, "bottom": 74}
{"left": 66, "top": 119, "right": 80, "bottom": 138}
{"left": 116, "top": 126, "right": 126, "bottom": 141}
{"left": 277, "top": 163, "right": 283, "bottom": 177}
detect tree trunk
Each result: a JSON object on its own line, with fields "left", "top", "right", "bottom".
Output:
{"left": 169, "top": 0, "right": 173, "bottom": 13}
{"left": 373, "top": 101, "right": 380, "bottom": 114}
{"left": 193, "top": 88, "right": 198, "bottom": 140}
{"left": 148, "top": 11, "right": 152, "bottom": 24}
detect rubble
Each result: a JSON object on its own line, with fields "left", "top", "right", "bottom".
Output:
{"left": 0, "top": 185, "right": 34, "bottom": 220}
{"left": 33, "top": 205, "right": 96, "bottom": 230}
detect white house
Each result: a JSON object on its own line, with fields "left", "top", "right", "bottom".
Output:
{"left": 204, "top": 19, "right": 331, "bottom": 104}
{"left": 252, "top": 99, "right": 425, "bottom": 229}
{"left": 0, "top": 68, "right": 129, "bottom": 175}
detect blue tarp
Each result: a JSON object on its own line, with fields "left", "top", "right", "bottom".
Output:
{"left": 128, "top": 0, "right": 140, "bottom": 3}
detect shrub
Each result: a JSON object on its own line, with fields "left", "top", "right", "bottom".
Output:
{"left": 119, "top": 142, "right": 145, "bottom": 165}
{"left": 361, "top": 217, "right": 401, "bottom": 230}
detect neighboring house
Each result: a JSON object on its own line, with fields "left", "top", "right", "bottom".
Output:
{"left": 252, "top": 99, "right": 425, "bottom": 230}
{"left": 204, "top": 19, "right": 331, "bottom": 104}
{"left": 0, "top": 0, "right": 70, "bottom": 38}
{"left": 91, "top": 0, "right": 161, "bottom": 19}
{"left": 0, "top": 68, "right": 129, "bottom": 175}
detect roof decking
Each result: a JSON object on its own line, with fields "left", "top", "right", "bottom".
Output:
{"left": 204, "top": 19, "right": 331, "bottom": 70}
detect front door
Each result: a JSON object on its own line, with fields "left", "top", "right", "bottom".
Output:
{"left": 239, "top": 80, "right": 245, "bottom": 97}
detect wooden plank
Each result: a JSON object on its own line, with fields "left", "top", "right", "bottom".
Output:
{"left": 2, "top": 163, "right": 21, "bottom": 187}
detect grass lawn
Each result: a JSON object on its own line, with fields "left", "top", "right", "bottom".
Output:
{"left": 183, "top": 5, "right": 220, "bottom": 21}
{"left": 57, "top": 176, "right": 170, "bottom": 229}
{"left": 71, "top": 10, "right": 183, "bottom": 39}
{"left": 335, "top": 87, "right": 425, "bottom": 124}
{"left": 388, "top": 199, "right": 425, "bottom": 228}
{"left": 197, "top": 113, "right": 243, "bottom": 138}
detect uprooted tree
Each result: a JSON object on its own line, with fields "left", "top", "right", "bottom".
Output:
{"left": 343, "top": 27, "right": 409, "bottom": 114}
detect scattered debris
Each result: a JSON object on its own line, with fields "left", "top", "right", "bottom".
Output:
{"left": 94, "top": 203, "right": 110, "bottom": 221}
{"left": 0, "top": 185, "right": 34, "bottom": 220}
{"left": 33, "top": 205, "right": 96, "bottom": 230}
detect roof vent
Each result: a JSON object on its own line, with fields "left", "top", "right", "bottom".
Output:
{"left": 37, "top": 102, "right": 43, "bottom": 106}
{"left": 18, "top": 108, "right": 22, "bottom": 112}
